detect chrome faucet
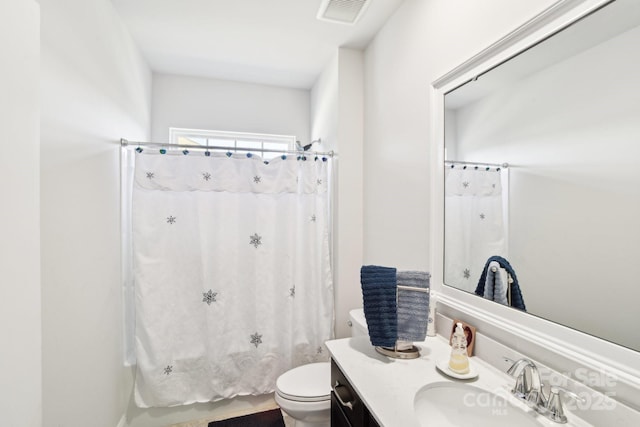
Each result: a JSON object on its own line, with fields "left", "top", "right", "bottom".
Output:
{"left": 506, "top": 358, "right": 547, "bottom": 408}
{"left": 505, "top": 357, "right": 585, "bottom": 424}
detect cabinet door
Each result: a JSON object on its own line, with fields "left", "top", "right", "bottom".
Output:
{"left": 331, "top": 360, "right": 366, "bottom": 426}
{"left": 331, "top": 392, "right": 354, "bottom": 427}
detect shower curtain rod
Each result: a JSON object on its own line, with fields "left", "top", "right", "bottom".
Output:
{"left": 120, "top": 138, "right": 335, "bottom": 157}
{"left": 445, "top": 159, "right": 509, "bottom": 168}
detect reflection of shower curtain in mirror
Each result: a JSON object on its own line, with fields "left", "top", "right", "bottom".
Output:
{"left": 445, "top": 167, "right": 508, "bottom": 293}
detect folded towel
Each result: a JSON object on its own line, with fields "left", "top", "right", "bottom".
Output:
{"left": 396, "top": 271, "right": 430, "bottom": 342}
{"left": 475, "top": 256, "right": 526, "bottom": 311}
{"left": 360, "top": 265, "right": 397, "bottom": 347}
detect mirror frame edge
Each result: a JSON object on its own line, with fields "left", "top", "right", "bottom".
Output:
{"left": 428, "top": 0, "right": 640, "bottom": 398}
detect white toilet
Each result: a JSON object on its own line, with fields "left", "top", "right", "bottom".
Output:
{"left": 275, "top": 309, "right": 368, "bottom": 427}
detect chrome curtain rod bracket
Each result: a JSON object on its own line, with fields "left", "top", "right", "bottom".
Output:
{"left": 120, "top": 138, "right": 335, "bottom": 158}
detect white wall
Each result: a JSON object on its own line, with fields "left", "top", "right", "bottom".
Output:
{"left": 362, "top": 0, "right": 557, "bottom": 269}
{"left": 38, "top": 0, "right": 152, "bottom": 426}
{"left": 311, "top": 55, "right": 338, "bottom": 155}
{"left": 447, "top": 24, "right": 640, "bottom": 350}
{"left": 311, "top": 48, "right": 365, "bottom": 339}
{"left": 151, "top": 74, "right": 310, "bottom": 143}
{"left": 335, "top": 49, "right": 365, "bottom": 339}
{"left": 0, "top": 1, "right": 41, "bottom": 426}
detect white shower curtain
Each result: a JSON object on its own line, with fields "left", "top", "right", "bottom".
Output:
{"left": 132, "top": 151, "right": 334, "bottom": 408}
{"left": 444, "top": 166, "right": 507, "bottom": 293}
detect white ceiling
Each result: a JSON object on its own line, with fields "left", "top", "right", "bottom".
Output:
{"left": 111, "top": 0, "right": 406, "bottom": 89}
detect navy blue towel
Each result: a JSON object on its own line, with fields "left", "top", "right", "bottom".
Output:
{"left": 360, "top": 265, "right": 397, "bottom": 347}
{"left": 475, "top": 256, "right": 526, "bottom": 311}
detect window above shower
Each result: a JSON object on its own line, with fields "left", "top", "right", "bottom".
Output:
{"left": 169, "top": 127, "right": 296, "bottom": 160}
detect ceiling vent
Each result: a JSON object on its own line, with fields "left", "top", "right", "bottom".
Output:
{"left": 317, "top": 0, "right": 371, "bottom": 25}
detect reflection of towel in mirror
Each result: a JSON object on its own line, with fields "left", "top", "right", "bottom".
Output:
{"left": 475, "top": 256, "right": 526, "bottom": 311}
{"left": 360, "top": 265, "right": 397, "bottom": 347}
{"left": 484, "top": 261, "right": 508, "bottom": 305}
{"left": 396, "top": 271, "right": 430, "bottom": 342}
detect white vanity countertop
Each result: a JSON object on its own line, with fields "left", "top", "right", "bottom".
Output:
{"left": 326, "top": 335, "right": 590, "bottom": 427}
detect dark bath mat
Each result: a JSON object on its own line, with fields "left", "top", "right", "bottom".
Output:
{"left": 207, "top": 408, "right": 285, "bottom": 427}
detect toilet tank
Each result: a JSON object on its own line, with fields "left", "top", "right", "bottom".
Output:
{"left": 348, "top": 308, "right": 368, "bottom": 337}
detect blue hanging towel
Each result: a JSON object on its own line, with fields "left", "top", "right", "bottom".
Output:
{"left": 360, "top": 265, "right": 397, "bottom": 347}
{"left": 475, "top": 256, "right": 526, "bottom": 311}
{"left": 396, "top": 271, "right": 430, "bottom": 342}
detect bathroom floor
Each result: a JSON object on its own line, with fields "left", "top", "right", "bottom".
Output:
{"left": 281, "top": 411, "right": 294, "bottom": 427}
{"left": 170, "top": 408, "right": 293, "bottom": 427}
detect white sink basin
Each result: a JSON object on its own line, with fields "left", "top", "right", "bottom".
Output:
{"left": 414, "top": 381, "right": 542, "bottom": 427}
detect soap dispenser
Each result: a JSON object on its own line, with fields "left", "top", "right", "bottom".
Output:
{"left": 448, "top": 322, "right": 470, "bottom": 374}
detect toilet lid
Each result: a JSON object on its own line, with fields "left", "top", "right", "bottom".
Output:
{"left": 276, "top": 362, "right": 330, "bottom": 402}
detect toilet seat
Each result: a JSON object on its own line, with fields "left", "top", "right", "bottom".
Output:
{"left": 276, "top": 362, "right": 330, "bottom": 402}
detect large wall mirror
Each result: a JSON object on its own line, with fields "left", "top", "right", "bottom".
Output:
{"left": 443, "top": 0, "right": 640, "bottom": 352}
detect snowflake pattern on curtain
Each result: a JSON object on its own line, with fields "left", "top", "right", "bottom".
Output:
{"left": 250, "top": 332, "right": 263, "bottom": 348}
{"left": 202, "top": 290, "right": 217, "bottom": 305}
{"left": 249, "top": 233, "right": 262, "bottom": 248}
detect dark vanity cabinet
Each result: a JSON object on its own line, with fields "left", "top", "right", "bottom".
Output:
{"left": 331, "top": 359, "right": 380, "bottom": 427}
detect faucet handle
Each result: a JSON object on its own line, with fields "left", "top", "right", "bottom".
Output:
{"left": 505, "top": 358, "right": 531, "bottom": 393}
{"left": 511, "top": 368, "right": 529, "bottom": 399}
{"left": 543, "top": 386, "right": 586, "bottom": 424}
